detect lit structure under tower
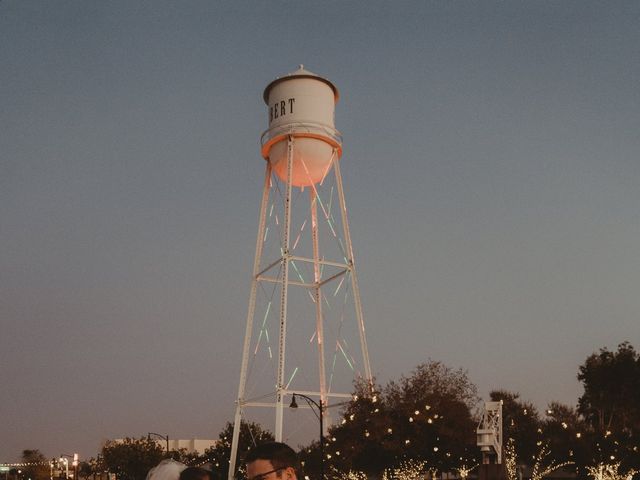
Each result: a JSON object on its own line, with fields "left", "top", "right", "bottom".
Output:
{"left": 228, "top": 66, "right": 373, "bottom": 478}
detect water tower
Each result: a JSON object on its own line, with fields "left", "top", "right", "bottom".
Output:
{"left": 228, "top": 66, "right": 373, "bottom": 478}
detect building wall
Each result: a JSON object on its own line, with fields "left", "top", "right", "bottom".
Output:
{"left": 113, "top": 438, "right": 217, "bottom": 455}
{"left": 163, "top": 439, "right": 217, "bottom": 455}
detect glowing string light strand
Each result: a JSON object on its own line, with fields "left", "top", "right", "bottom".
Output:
{"left": 285, "top": 367, "right": 299, "bottom": 389}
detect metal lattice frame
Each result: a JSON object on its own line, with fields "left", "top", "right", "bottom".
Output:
{"left": 228, "top": 137, "right": 373, "bottom": 480}
{"left": 477, "top": 400, "right": 503, "bottom": 464}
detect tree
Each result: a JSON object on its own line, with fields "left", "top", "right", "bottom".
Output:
{"left": 322, "top": 361, "right": 480, "bottom": 476}
{"left": 489, "top": 390, "right": 541, "bottom": 464}
{"left": 76, "top": 461, "right": 95, "bottom": 480}
{"left": 577, "top": 342, "right": 640, "bottom": 471}
{"left": 317, "top": 378, "right": 394, "bottom": 475}
{"left": 384, "top": 362, "right": 479, "bottom": 472}
{"left": 540, "top": 402, "right": 588, "bottom": 469}
{"left": 205, "top": 421, "right": 274, "bottom": 480}
{"left": 577, "top": 342, "right": 640, "bottom": 436}
{"left": 21, "top": 450, "right": 49, "bottom": 480}
{"left": 385, "top": 361, "right": 479, "bottom": 412}
{"left": 168, "top": 448, "right": 202, "bottom": 466}
{"left": 101, "top": 437, "right": 165, "bottom": 480}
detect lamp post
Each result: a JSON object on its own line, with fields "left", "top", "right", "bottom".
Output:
{"left": 289, "top": 394, "right": 324, "bottom": 480}
{"left": 147, "top": 432, "right": 170, "bottom": 455}
{"left": 59, "top": 454, "right": 78, "bottom": 480}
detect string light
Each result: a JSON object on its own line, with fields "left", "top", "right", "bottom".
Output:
{"left": 586, "top": 462, "right": 637, "bottom": 480}
{"left": 319, "top": 390, "right": 638, "bottom": 477}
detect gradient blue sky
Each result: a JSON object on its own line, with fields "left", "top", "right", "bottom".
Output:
{"left": 2, "top": 0, "right": 639, "bottom": 462}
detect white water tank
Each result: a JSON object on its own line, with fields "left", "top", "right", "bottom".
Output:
{"left": 261, "top": 65, "right": 342, "bottom": 187}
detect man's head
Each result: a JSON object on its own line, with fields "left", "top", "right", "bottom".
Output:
{"left": 179, "top": 467, "right": 211, "bottom": 480}
{"left": 244, "top": 442, "right": 301, "bottom": 480}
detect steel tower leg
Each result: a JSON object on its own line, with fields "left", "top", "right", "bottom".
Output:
{"left": 333, "top": 157, "right": 373, "bottom": 386}
{"left": 310, "top": 188, "right": 329, "bottom": 429}
{"left": 275, "top": 135, "right": 295, "bottom": 441}
{"left": 228, "top": 163, "right": 272, "bottom": 480}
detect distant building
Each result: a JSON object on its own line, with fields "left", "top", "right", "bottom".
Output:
{"left": 114, "top": 438, "right": 216, "bottom": 455}
{"left": 163, "top": 439, "right": 217, "bottom": 455}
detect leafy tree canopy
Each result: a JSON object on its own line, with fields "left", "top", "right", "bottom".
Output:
{"left": 489, "top": 390, "right": 541, "bottom": 463}
{"left": 21, "top": 450, "right": 49, "bottom": 480}
{"left": 101, "top": 437, "right": 165, "bottom": 480}
{"left": 577, "top": 341, "right": 640, "bottom": 436}
{"left": 316, "top": 361, "right": 480, "bottom": 476}
{"left": 206, "top": 421, "right": 274, "bottom": 480}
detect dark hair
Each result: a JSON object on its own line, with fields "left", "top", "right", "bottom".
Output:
{"left": 180, "top": 467, "right": 211, "bottom": 480}
{"left": 244, "top": 442, "right": 301, "bottom": 479}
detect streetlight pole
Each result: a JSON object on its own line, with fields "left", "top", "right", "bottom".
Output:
{"left": 59, "top": 454, "right": 77, "bottom": 480}
{"left": 147, "top": 432, "right": 169, "bottom": 456}
{"left": 289, "top": 394, "right": 324, "bottom": 480}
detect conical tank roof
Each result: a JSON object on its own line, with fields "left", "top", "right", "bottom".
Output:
{"left": 263, "top": 65, "right": 339, "bottom": 104}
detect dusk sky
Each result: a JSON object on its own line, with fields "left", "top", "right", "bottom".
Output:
{"left": 2, "top": 0, "right": 640, "bottom": 463}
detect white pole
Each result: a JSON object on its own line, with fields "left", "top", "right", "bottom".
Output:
{"left": 333, "top": 157, "right": 373, "bottom": 385}
{"left": 275, "top": 135, "right": 295, "bottom": 441}
{"left": 228, "top": 163, "right": 273, "bottom": 480}
{"left": 310, "top": 188, "right": 329, "bottom": 429}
